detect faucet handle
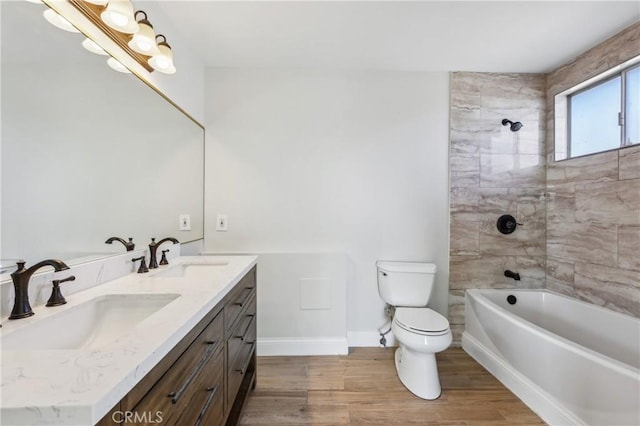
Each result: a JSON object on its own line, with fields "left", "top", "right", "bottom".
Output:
{"left": 46, "top": 275, "right": 75, "bottom": 307}
{"left": 132, "top": 256, "right": 149, "bottom": 273}
{"left": 160, "top": 249, "right": 170, "bottom": 266}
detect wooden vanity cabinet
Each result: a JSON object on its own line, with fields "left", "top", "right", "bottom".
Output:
{"left": 96, "top": 266, "right": 257, "bottom": 426}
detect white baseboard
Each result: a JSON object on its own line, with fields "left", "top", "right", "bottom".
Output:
{"left": 347, "top": 330, "right": 397, "bottom": 348}
{"left": 257, "top": 337, "right": 349, "bottom": 356}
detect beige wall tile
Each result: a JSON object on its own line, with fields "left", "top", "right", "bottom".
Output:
{"left": 546, "top": 257, "right": 575, "bottom": 295}
{"left": 547, "top": 222, "right": 617, "bottom": 267}
{"left": 574, "top": 262, "right": 640, "bottom": 317}
{"left": 620, "top": 146, "right": 640, "bottom": 180}
{"left": 515, "top": 256, "right": 546, "bottom": 288}
{"left": 546, "top": 151, "right": 619, "bottom": 185}
{"left": 450, "top": 218, "right": 480, "bottom": 256}
{"left": 450, "top": 154, "right": 480, "bottom": 187}
{"left": 575, "top": 180, "right": 640, "bottom": 225}
{"left": 479, "top": 220, "right": 545, "bottom": 256}
{"left": 449, "top": 72, "right": 547, "bottom": 343}
{"left": 480, "top": 153, "right": 545, "bottom": 188}
{"left": 546, "top": 183, "right": 576, "bottom": 223}
{"left": 449, "top": 255, "right": 517, "bottom": 290}
{"left": 618, "top": 225, "right": 640, "bottom": 271}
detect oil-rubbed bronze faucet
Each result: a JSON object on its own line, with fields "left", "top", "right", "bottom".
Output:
{"left": 105, "top": 236, "right": 135, "bottom": 251}
{"left": 46, "top": 275, "right": 75, "bottom": 307}
{"left": 9, "top": 259, "right": 70, "bottom": 319}
{"left": 132, "top": 256, "right": 149, "bottom": 273}
{"left": 160, "top": 249, "right": 170, "bottom": 266}
{"left": 148, "top": 237, "right": 179, "bottom": 269}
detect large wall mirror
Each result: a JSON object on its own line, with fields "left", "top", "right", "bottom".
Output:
{"left": 1, "top": 1, "right": 204, "bottom": 268}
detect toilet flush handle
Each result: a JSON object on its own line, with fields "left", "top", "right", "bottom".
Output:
{"left": 381, "top": 271, "right": 387, "bottom": 276}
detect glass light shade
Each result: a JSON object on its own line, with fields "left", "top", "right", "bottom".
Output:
{"left": 107, "top": 57, "right": 131, "bottom": 73}
{"left": 25, "top": 0, "right": 44, "bottom": 4}
{"left": 128, "top": 21, "right": 160, "bottom": 56}
{"left": 43, "top": 9, "right": 80, "bottom": 33}
{"left": 101, "top": 0, "right": 139, "bottom": 34}
{"left": 82, "top": 38, "right": 109, "bottom": 56}
{"left": 148, "top": 43, "right": 176, "bottom": 74}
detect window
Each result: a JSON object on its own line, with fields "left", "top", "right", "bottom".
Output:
{"left": 555, "top": 60, "right": 640, "bottom": 160}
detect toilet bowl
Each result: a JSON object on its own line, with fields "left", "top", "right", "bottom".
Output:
{"left": 392, "top": 307, "right": 452, "bottom": 399}
{"left": 376, "top": 261, "right": 451, "bottom": 400}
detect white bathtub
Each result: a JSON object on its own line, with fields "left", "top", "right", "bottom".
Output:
{"left": 462, "top": 289, "right": 640, "bottom": 426}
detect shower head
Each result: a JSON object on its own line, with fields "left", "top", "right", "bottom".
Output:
{"left": 502, "top": 119, "right": 523, "bottom": 132}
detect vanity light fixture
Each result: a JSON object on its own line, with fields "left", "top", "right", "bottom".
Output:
{"left": 148, "top": 35, "right": 176, "bottom": 74}
{"left": 43, "top": 8, "right": 80, "bottom": 33}
{"left": 128, "top": 11, "right": 160, "bottom": 56}
{"left": 81, "top": 37, "right": 109, "bottom": 55}
{"left": 100, "top": 0, "right": 139, "bottom": 34}
{"left": 67, "top": 0, "right": 177, "bottom": 74}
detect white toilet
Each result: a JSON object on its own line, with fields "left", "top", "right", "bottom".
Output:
{"left": 377, "top": 261, "right": 452, "bottom": 400}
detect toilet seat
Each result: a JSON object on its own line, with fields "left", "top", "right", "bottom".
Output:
{"left": 394, "top": 307, "right": 450, "bottom": 335}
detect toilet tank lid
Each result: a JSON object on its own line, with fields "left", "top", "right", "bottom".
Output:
{"left": 376, "top": 261, "right": 437, "bottom": 274}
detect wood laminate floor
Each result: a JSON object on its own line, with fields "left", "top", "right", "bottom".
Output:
{"left": 239, "top": 347, "right": 545, "bottom": 425}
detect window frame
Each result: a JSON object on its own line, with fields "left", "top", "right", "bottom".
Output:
{"left": 554, "top": 55, "right": 640, "bottom": 162}
{"left": 566, "top": 73, "right": 623, "bottom": 159}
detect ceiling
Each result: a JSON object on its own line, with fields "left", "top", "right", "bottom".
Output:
{"left": 148, "top": 1, "right": 640, "bottom": 73}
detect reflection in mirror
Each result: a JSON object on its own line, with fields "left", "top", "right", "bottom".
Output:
{"left": 1, "top": 1, "right": 204, "bottom": 269}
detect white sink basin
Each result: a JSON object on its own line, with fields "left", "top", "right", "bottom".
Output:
{"left": 1, "top": 293, "right": 179, "bottom": 351}
{"left": 151, "top": 261, "right": 229, "bottom": 278}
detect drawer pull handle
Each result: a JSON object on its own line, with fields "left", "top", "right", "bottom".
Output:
{"left": 194, "top": 385, "right": 220, "bottom": 426}
{"left": 169, "top": 344, "right": 216, "bottom": 404}
{"left": 235, "top": 367, "right": 245, "bottom": 375}
{"left": 205, "top": 340, "right": 217, "bottom": 345}
{"left": 233, "top": 301, "right": 243, "bottom": 307}
{"left": 234, "top": 319, "right": 253, "bottom": 340}
{"left": 246, "top": 313, "right": 255, "bottom": 318}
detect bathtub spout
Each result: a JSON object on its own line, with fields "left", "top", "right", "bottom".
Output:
{"left": 504, "top": 270, "right": 520, "bottom": 281}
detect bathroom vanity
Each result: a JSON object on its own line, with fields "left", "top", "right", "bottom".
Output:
{"left": 0, "top": 256, "right": 257, "bottom": 426}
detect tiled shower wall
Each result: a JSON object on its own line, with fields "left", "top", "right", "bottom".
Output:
{"left": 545, "top": 23, "right": 640, "bottom": 317}
{"left": 448, "top": 73, "right": 547, "bottom": 344}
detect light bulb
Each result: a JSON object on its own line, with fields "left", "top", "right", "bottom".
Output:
{"left": 82, "top": 38, "right": 108, "bottom": 56}
{"left": 128, "top": 13, "right": 160, "bottom": 56}
{"left": 148, "top": 37, "right": 176, "bottom": 74}
{"left": 101, "top": 0, "right": 139, "bottom": 34}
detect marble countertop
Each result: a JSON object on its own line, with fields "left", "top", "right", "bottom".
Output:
{"left": 0, "top": 255, "right": 257, "bottom": 426}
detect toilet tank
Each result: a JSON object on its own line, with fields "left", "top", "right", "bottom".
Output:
{"left": 376, "top": 261, "right": 437, "bottom": 307}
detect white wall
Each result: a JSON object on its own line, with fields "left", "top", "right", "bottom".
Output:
{"left": 204, "top": 69, "right": 450, "bottom": 349}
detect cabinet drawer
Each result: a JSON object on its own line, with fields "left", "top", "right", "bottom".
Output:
{"left": 227, "top": 312, "right": 256, "bottom": 407}
{"left": 224, "top": 269, "right": 256, "bottom": 332}
{"left": 227, "top": 316, "right": 256, "bottom": 370}
{"left": 176, "top": 346, "right": 225, "bottom": 426}
{"left": 227, "top": 296, "right": 256, "bottom": 362}
{"left": 132, "top": 312, "right": 223, "bottom": 425}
